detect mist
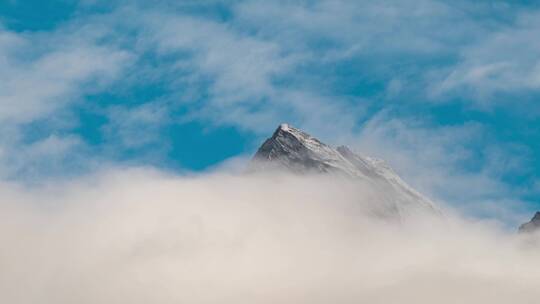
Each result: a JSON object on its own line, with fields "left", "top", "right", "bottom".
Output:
{"left": 1, "top": 168, "right": 539, "bottom": 303}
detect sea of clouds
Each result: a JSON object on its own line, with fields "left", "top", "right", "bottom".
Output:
{"left": 1, "top": 168, "right": 539, "bottom": 303}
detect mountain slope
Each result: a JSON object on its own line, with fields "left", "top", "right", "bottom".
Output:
{"left": 251, "top": 123, "right": 438, "bottom": 217}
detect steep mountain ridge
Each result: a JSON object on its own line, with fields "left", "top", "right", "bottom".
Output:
{"left": 251, "top": 124, "right": 438, "bottom": 217}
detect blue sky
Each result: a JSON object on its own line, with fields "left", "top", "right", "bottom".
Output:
{"left": 1, "top": 0, "right": 539, "bottom": 224}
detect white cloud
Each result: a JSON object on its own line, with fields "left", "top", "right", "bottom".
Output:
{"left": 68, "top": 0, "right": 536, "bottom": 138}
{"left": 350, "top": 111, "right": 533, "bottom": 224}
{"left": 429, "top": 9, "right": 540, "bottom": 101}
{"left": 0, "top": 26, "right": 131, "bottom": 124}
{"left": 132, "top": 9, "right": 360, "bottom": 134}
{"left": 0, "top": 169, "right": 539, "bottom": 303}
{"left": 234, "top": 0, "right": 540, "bottom": 106}
{"left": 235, "top": 0, "right": 465, "bottom": 55}
{"left": 108, "top": 0, "right": 540, "bottom": 136}
{"left": 0, "top": 21, "right": 133, "bottom": 177}
{"left": 38, "top": 0, "right": 537, "bottom": 137}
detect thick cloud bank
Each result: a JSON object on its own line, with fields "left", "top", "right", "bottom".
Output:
{"left": 1, "top": 169, "right": 539, "bottom": 303}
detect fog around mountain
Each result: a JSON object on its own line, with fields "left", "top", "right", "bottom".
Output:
{"left": 1, "top": 168, "right": 540, "bottom": 304}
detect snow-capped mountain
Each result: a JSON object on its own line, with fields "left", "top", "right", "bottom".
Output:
{"left": 251, "top": 123, "right": 438, "bottom": 217}
{"left": 519, "top": 212, "right": 540, "bottom": 233}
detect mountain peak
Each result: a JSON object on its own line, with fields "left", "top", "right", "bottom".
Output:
{"left": 270, "top": 123, "right": 321, "bottom": 145}
{"left": 253, "top": 123, "right": 343, "bottom": 174}
{"left": 251, "top": 124, "right": 438, "bottom": 217}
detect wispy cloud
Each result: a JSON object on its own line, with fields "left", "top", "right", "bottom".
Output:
{"left": 353, "top": 111, "right": 533, "bottom": 224}
{"left": 0, "top": 20, "right": 132, "bottom": 177}
{"left": 0, "top": 26, "right": 131, "bottom": 124}
{"left": 430, "top": 10, "right": 540, "bottom": 102}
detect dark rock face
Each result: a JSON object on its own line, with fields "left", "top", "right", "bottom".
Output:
{"left": 252, "top": 125, "right": 324, "bottom": 173}
{"left": 251, "top": 123, "right": 438, "bottom": 217}
{"left": 252, "top": 124, "right": 357, "bottom": 175}
{"left": 519, "top": 212, "right": 540, "bottom": 233}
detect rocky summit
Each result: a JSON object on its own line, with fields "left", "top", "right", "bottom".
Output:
{"left": 251, "top": 123, "right": 438, "bottom": 217}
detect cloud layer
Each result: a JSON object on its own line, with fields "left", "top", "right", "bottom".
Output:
{"left": 1, "top": 169, "right": 540, "bottom": 303}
